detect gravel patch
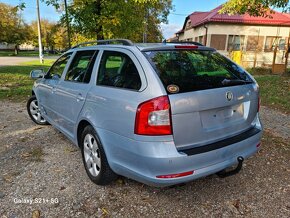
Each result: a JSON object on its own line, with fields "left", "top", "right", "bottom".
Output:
{"left": 0, "top": 101, "right": 289, "bottom": 217}
{"left": 260, "top": 106, "right": 290, "bottom": 140}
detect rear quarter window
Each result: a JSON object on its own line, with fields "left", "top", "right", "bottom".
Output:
{"left": 97, "top": 51, "right": 142, "bottom": 91}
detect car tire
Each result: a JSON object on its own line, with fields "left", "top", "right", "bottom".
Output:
{"left": 27, "top": 95, "right": 49, "bottom": 125}
{"left": 81, "top": 125, "right": 118, "bottom": 185}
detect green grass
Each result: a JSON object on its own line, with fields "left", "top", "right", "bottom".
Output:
{"left": 21, "top": 59, "right": 55, "bottom": 66}
{"left": 0, "top": 50, "right": 59, "bottom": 57}
{"left": 246, "top": 67, "right": 290, "bottom": 75}
{"left": 0, "top": 61, "right": 53, "bottom": 101}
{"left": 255, "top": 75, "right": 290, "bottom": 113}
{"left": 246, "top": 67, "right": 272, "bottom": 75}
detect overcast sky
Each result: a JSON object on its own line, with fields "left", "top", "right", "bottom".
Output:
{"left": 1, "top": 0, "right": 227, "bottom": 39}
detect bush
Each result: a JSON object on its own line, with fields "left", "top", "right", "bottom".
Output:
{"left": 246, "top": 67, "right": 272, "bottom": 75}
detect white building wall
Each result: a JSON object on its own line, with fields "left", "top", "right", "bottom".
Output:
{"left": 0, "top": 42, "right": 35, "bottom": 50}
{"left": 0, "top": 43, "right": 15, "bottom": 50}
{"left": 207, "top": 24, "right": 289, "bottom": 37}
{"left": 19, "top": 43, "right": 35, "bottom": 50}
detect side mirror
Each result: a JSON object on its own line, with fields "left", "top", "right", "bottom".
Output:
{"left": 30, "top": 69, "right": 45, "bottom": 79}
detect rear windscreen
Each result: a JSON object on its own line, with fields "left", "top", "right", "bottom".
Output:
{"left": 144, "top": 50, "right": 253, "bottom": 94}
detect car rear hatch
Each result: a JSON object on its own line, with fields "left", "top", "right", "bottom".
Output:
{"left": 143, "top": 47, "right": 259, "bottom": 150}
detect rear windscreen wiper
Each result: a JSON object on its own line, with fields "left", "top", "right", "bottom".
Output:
{"left": 222, "top": 79, "right": 253, "bottom": 86}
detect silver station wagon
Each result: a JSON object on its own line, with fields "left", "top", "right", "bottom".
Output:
{"left": 27, "top": 39, "right": 263, "bottom": 187}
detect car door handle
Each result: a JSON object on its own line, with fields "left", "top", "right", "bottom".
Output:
{"left": 76, "top": 93, "right": 85, "bottom": 102}
{"left": 51, "top": 87, "right": 57, "bottom": 94}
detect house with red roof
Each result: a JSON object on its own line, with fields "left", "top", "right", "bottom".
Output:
{"left": 175, "top": 5, "right": 290, "bottom": 68}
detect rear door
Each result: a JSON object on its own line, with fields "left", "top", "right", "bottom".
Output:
{"left": 86, "top": 49, "right": 146, "bottom": 138}
{"left": 53, "top": 49, "right": 98, "bottom": 137}
{"left": 144, "top": 49, "right": 259, "bottom": 150}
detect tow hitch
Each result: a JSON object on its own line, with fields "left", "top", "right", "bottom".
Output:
{"left": 216, "top": 156, "right": 244, "bottom": 178}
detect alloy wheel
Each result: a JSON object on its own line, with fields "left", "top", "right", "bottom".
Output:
{"left": 83, "top": 134, "right": 101, "bottom": 177}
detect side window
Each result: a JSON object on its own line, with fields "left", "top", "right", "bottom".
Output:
{"left": 65, "top": 50, "right": 97, "bottom": 83}
{"left": 97, "top": 51, "right": 141, "bottom": 90}
{"left": 48, "top": 53, "right": 72, "bottom": 79}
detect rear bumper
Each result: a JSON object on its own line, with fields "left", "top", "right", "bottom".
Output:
{"left": 179, "top": 127, "right": 261, "bottom": 156}
{"left": 97, "top": 125, "right": 262, "bottom": 187}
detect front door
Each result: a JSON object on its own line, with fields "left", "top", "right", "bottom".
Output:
{"left": 38, "top": 52, "right": 73, "bottom": 122}
{"left": 53, "top": 50, "right": 98, "bottom": 138}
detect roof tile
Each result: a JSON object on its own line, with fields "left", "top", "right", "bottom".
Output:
{"left": 186, "top": 5, "right": 290, "bottom": 29}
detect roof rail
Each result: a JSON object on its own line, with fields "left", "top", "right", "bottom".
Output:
{"left": 163, "top": 41, "right": 204, "bottom": 46}
{"left": 72, "top": 39, "right": 134, "bottom": 49}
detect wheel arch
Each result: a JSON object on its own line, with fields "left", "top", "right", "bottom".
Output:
{"left": 77, "top": 119, "right": 94, "bottom": 148}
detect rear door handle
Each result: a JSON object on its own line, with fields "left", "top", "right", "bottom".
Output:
{"left": 76, "top": 93, "right": 85, "bottom": 102}
{"left": 52, "top": 87, "right": 57, "bottom": 94}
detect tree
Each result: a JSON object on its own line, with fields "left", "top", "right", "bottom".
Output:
{"left": 106, "top": 0, "right": 172, "bottom": 42}
{"left": 53, "top": 25, "right": 69, "bottom": 50}
{"left": 29, "top": 19, "right": 59, "bottom": 50}
{"left": 0, "top": 2, "right": 31, "bottom": 54}
{"left": 44, "top": 0, "right": 172, "bottom": 42}
{"left": 220, "top": 0, "right": 290, "bottom": 17}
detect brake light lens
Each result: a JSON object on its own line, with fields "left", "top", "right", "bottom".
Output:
{"left": 175, "top": 45, "right": 198, "bottom": 49}
{"left": 135, "top": 96, "right": 172, "bottom": 135}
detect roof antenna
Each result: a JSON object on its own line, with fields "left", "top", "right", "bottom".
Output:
{"left": 162, "top": 39, "right": 167, "bottom": 44}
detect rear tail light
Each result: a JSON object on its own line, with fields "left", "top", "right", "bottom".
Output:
{"left": 256, "top": 142, "right": 261, "bottom": 148}
{"left": 134, "top": 96, "right": 172, "bottom": 135}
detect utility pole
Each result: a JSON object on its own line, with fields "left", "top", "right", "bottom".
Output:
{"left": 143, "top": 8, "right": 149, "bottom": 43}
{"left": 64, "top": 0, "right": 71, "bottom": 48}
{"left": 36, "top": 0, "right": 44, "bottom": 63}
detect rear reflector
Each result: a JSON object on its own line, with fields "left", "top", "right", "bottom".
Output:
{"left": 156, "top": 170, "right": 194, "bottom": 179}
{"left": 256, "top": 143, "right": 261, "bottom": 148}
{"left": 175, "top": 45, "right": 198, "bottom": 49}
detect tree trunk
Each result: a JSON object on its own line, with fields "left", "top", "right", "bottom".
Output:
{"left": 95, "top": 0, "right": 104, "bottom": 40}
{"left": 284, "top": 32, "right": 290, "bottom": 75}
{"left": 97, "top": 26, "right": 104, "bottom": 40}
{"left": 272, "top": 46, "right": 278, "bottom": 74}
{"left": 284, "top": 48, "right": 289, "bottom": 76}
{"left": 14, "top": 44, "right": 19, "bottom": 55}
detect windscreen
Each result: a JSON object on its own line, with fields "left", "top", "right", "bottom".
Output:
{"left": 144, "top": 50, "right": 253, "bottom": 94}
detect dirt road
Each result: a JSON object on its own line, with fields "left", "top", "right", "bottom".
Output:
{"left": 0, "top": 101, "right": 289, "bottom": 217}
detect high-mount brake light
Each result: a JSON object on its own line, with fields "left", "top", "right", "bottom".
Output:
{"left": 175, "top": 45, "right": 198, "bottom": 49}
